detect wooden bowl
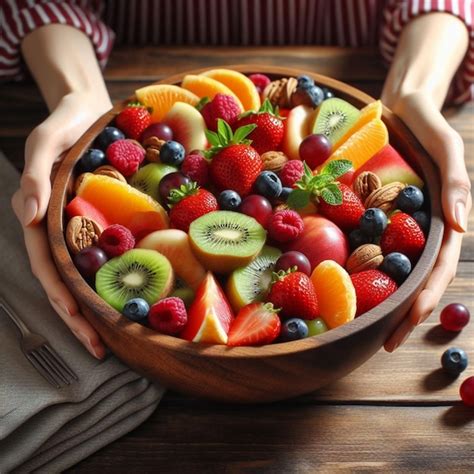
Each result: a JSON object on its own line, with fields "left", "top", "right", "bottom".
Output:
{"left": 48, "top": 66, "right": 443, "bottom": 403}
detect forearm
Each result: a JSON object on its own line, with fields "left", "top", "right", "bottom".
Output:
{"left": 381, "top": 12, "right": 469, "bottom": 110}
{"left": 21, "top": 24, "right": 111, "bottom": 112}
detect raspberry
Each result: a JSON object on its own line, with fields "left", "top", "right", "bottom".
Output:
{"left": 148, "top": 297, "right": 188, "bottom": 335}
{"left": 249, "top": 73, "right": 271, "bottom": 94}
{"left": 106, "top": 139, "right": 145, "bottom": 177}
{"left": 267, "top": 210, "right": 304, "bottom": 243}
{"left": 201, "top": 94, "right": 241, "bottom": 131}
{"left": 98, "top": 224, "right": 135, "bottom": 257}
{"left": 181, "top": 153, "right": 209, "bottom": 186}
{"left": 279, "top": 160, "right": 304, "bottom": 188}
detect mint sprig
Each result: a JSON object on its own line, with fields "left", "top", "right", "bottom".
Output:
{"left": 287, "top": 160, "right": 352, "bottom": 208}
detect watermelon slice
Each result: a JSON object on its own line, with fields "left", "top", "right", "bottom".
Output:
{"left": 65, "top": 196, "right": 110, "bottom": 230}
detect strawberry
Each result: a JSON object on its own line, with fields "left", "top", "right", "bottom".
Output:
{"left": 380, "top": 212, "right": 426, "bottom": 263}
{"left": 227, "top": 303, "right": 281, "bottom": 347}
{"left": 168, "top": 182, "right": 218, "bottom": 232}
{"left": 233, "top": 99, "right": 284, "bottom": 154}
{"left": 268, "top": 270, "right": 319, "bottom": 320}
{"left": 115, "top": 103, "right": 151, "bottom": 140}
{"left": 350, "top": 270, "right": 398, "bottom": 317}
{"left": 206, "top": 119, "right": 263, "bottom": 196}
{"left": 318, "top": 183, "right": 365, "bottom": 232}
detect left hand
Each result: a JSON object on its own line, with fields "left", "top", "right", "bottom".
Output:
{"left": 382, "top": 92, "right": 471, "bottom": 352}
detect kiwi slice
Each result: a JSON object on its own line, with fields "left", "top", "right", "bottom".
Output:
{"left": 189, "top": 211, "right": 266, "bottom": 273}
{"left": 129, "top": 163, "right": 177, "bottom": 202}
{"left": 227, "top": 246, "right": 281, "bottom": 311}
{"left": 96, "top": 249, "right": 174, "bottom": 311}
{"left": 171, "top": 278, "right": 195, "bottom": 308}
{"left": 312, "top": 98, "right": 360, "bottom": 146}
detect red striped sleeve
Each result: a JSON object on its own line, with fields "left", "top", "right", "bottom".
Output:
{"left": 0, "top": 0, "right": 114, "bottom": 80}
{"left": 380, "top": 0, "right": 474, "bottom": 104}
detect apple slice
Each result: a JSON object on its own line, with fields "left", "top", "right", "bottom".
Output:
{"left": 180, "top": 273, "right": 234, "bottom": 344}
{"left": 281, "top": 105, "right": 313, "bottom": 160}
{"left": 163, "top": 101, "right": 207, "bottom": 153}
{"left": 137, "top": 229, "right": 206, "bottom": 290}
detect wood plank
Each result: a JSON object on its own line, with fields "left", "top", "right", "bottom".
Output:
{"left": 67, "top": 404, "right": 474, "bottom": 473}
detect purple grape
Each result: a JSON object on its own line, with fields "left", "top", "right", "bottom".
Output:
{"left": 275, "top": 251, "right": 311, "bottom": 276}
{"left": 141, "top": 123, "right": 174, "bottom": 142}
{"left": 74, "top": 246, "right": 108, "bottom": 280}
{"left": 299, "top": 134, "right": 332, "bottom": 169}
{"left": 239, "top": 195, "right": 273, "bottom": 228}
{"left": 158, "top": 172, "right": 191, "bottom": 202}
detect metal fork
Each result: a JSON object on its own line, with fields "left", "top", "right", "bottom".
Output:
{"left": 0, "top": 297, "right": 78, "bottom": 388}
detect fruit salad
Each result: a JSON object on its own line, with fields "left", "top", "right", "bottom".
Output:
{"left": 64, "top": 69, "right": 429, "bottom": 347}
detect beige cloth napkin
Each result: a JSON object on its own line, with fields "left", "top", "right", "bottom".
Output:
{"left": 0, "top": 154, "right": 165, "bottom": 473}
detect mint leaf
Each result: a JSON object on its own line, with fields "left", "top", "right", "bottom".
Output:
{"left": 320, "top": 183, "right": 343, "bottom": 205}
{"left": 287, "top": 189, "right": 310, "bottom": 209}
{"left": 321, "top": 160, "right": 352, "bottom": 179}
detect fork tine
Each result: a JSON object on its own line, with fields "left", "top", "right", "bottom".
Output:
{"left": 27, "top": 352, "right": 60, "bottom": 388}
{"left": 43, "top": 344, "right": 78, "bottom": 381}
{"left": 37, "top": 346, "right": 71, "bottom": 385}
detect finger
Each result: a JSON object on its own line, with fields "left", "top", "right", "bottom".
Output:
{"left": 12, "top": 190, "right": 105, "bottom": 359}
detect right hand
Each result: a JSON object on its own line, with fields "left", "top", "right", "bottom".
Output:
{"left": 11, "top": 91, "right": 112, "bottom": 359}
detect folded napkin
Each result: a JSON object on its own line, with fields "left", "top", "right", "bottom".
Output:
{"left": 0, "top": 154, "right": 165, "bottom": 473}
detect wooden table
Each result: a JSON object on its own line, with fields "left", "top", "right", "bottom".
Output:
{"left": 1, "top": 47, "right": 473, "bottom": 472}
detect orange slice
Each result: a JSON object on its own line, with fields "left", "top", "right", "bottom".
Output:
{"left": 320, "top": 118, "right": 388, "bottom": 171}
{"left": 310, "top": 260, "right": 356, "bottom": 329}
{"left": 135, "top": 84, "right": 199, "bottom": 122}
{"left": 200, "top": 69, "right": 261, "bottom": 111}
{"left": 333, "top": 100, "right": 383, "bottom": 151}
{"left": 181, "top": 75, "right": 244, "bottom": 112}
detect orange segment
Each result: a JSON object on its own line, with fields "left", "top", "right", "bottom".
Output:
{"left": 320, "top": 118, "right": 388, "bottom": 171}
{"left": 181, "top": 75, "right": 244, "bottom": 112}
{"left": 333, "top": 100, "right": 383, "bottom": 151}
{"left": 200, "top": 69, "right": 261, "bottom": 111}
{"left": 310, "top": 260, "right": 356, "bottom": 329}
{"left": 76, "top": 174, "right": 169, "bottom": 231}
{"left": 135, "top": 84, "right": 199, "bottom": 122}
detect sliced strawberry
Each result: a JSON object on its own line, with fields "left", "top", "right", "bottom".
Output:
{"left": 227, "top": 303, "right": 281, "bottom": 347}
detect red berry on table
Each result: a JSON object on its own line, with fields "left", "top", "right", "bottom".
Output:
{"left": 279, "top": 160, "right": 304, "bottom": 188}
{"left": 149, "top": 297, "right": 188, "bottom": 335}
{"left": 233, "top": 99, "right": 284, "bottom": 154}
{"left": 116, "top": 104, "right": 151, "bottom": 140}
{"left": 350, "top": 270, "right": 398, "bottom": 317}
{"left": 141, "top": 122, "right": 174, "bottom": 142}
{"left": 318, "top": 183, "right": 365, "bottom": 233}
{"left": 106, "top": 139, "right": 145, "bottom": 177}
{"left": 268, "top": 210, "right": 304, "bottom": 243}
{"left": 460, "top": 376, "right": 474, "bottom": 407}
{"left": 98, "top": 224, "right": 135, "bottom": 257}
{"left": 239, "top": 194, "right": 273, "bottom": 227}
{"left": 168, "top": 182, "right": 218, "bottom": 232}
{"left": 248, "top": 73, "right": 271, "bottom": 94}
{"left": 299, "top": 134, "right": 332, "bottom": 169}
{"left": 380, "top": 212, "right": 426, "bottom": 263}
{"left": 268, "top": 270, "right": 319, "bottom": 320}
{"left": 440, "top": 303, "right": 470, "bottom": 332}
{"left": 227, "top": 303, "right": 281, "bottom": 347}
{"left": 181, "top": 153, "right": 209, "bottom": 186}
{"left": 275, "top": 251, "right": 311, "bottom": 276}
{"left": 201, "top": 93, "right": 241, "bottom": 131}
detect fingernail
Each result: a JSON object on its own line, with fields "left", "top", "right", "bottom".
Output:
{"left": 72, "top": 329, "right": 102, "bottom": 359}
{"left": 394, "top": 328, "right": 414, "bottom": 351}
{"left": 455, "top": 201, "right": 467, "bottom": 232}
{"left": 23, "top": 196, "right": 38, "bottom": 226}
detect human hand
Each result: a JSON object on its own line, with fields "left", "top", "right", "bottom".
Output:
{"left": 11, "top": 91, "right": 112, "bottom": 359}
{"left": 381, "top": 92, "right": 471, "bottom": 352}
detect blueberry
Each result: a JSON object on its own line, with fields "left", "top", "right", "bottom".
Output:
{"left": 279, "top": 187, "right": 293, "bottom": 201}
{"left": 95, "top": 127, "right": 125, "bottom": 150}
{"left": 396, "top": 185, "right": 424, "bottom": 214}
{"left": 441, "top": 347, "right": 468, "bottom": 376}
{"left": 306, "top": 85, "right": 325, "bottom": 107}
{"left": 280, "top": 318, "right": 309, "bottom": 342}
{"left": 322, "top": 87, "right": 335, "bottom": 100}
{"left": 380, "top": 252, "right": 412, "bottom": 284}
{"left": 348, "top": 229, "right": 374, "bottom": 251}
{"left": 360, "top": 208, "right": 388, "bottom": 237}
{"left": 218, "top": 190, "right": 241, "bottom": 211}
{"left": 297, "top": 75, "right": 314, "bottom": 88}
{"left": 254, "top": 171, "right": 282, "bottom": 199}
{"left": 412, "top": 210, "right": 430, "bottom": 235}
{"left": 122, "top": 298, "right": 150, "bottom": 323}
{"left": 78, "top": 148, "right": 106, "bottom": 172}
{"left": 160, "top": 140, "right": 185, "bottom": 166}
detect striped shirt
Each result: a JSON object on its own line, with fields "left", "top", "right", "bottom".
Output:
{"left": 1, "top": 1, "right": 473, "bottom": 104}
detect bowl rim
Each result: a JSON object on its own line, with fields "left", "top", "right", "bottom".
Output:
{"left": 48, "top": 65, "right": 444, "bottom": 359}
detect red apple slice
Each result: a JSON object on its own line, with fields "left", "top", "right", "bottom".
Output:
{"left": 281, "top": 105, "right": 313, "bottom": 160}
